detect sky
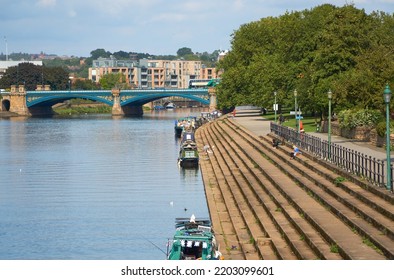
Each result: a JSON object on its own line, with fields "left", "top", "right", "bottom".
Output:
{"left": 1, "top": 0, "right": 394, "bottom": 57}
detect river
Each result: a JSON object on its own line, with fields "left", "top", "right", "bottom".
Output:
{"left": 0, "top": 109, "right": 209, "bottom": 260}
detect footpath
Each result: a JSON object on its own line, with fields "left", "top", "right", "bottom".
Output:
{"left": 234, "top": 114, "right": 391, "bottom": 161}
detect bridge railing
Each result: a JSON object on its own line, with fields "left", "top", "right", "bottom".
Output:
{"left": 27, "top": 88, "right": 209, "bottom": 94}
{"left": 270, "top": 122, "right": 392, "bottom": 191}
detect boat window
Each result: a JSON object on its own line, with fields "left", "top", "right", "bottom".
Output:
{"left": 180, "top": 240, "right": 203, "bottom": 260}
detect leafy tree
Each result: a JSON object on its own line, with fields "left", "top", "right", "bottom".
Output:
{"left": 99, "top": 73, "right": 129, "bottom": 90}
{"left": 0, "top": 52, "right": 32, "bottom": 61}
{"left": 216, "top": 4, "right": 394, "bottom": 119}
{"left": 177, "top": 47, "right": 193, "bottom": 57}
{"left": 0, "top": 63, "right": 68, "bottom": 90}
{"left": 44, "top": 57, "right": 80, "bottom": 68}
{"left": 43, "top": 66, "right": 69, "bottom": 90}
{"left": 183, "top": 53, "right": 199, "bottom": 61}
{"left": 113, "top": 51, "right": 130, "bottom": 59}
{"left": 90, "top": 48, "right": 111, "bottom": 60}
{"left": 72, "top": 79, "right": 100, "bottom": 90}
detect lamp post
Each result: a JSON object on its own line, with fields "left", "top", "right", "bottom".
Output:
{"left": 274, "top": 91, "right": 277, "bottom": 123}
{"left": 4, "top": 36, "right": 8, "bottom": 61}
{"left": 384, "top": 84, "right": 392, "bottom": 191}
{"left": 294, "top": 89, "right": 298, "bottom": 132}
{"left": 69, "top": 76, "right": 73, "bottom": 93}
{"left": 327, "top": 89, "right": 332, "bottom": 160}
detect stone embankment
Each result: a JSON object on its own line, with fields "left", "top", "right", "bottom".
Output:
{"left": 195, "top": 116, "right": 394, "bottom": 260}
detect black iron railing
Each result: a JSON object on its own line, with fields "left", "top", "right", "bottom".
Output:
{"left": 270, "top": 122, "right": 393, "bottom": 191}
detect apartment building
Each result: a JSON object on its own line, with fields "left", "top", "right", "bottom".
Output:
{"left": 88, "top": 57, "right": 218, "bottom": 89}
{"left": 89, "top": 56, "right": 139, "bottom": 87}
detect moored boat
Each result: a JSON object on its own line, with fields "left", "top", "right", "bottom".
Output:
{"left": 154, "top": 105, "right": 165, "bottom": 110}
{"left": 167, "top": 215, "right": 223, "bottom": 260}
{"left": 166, "top": 102, "right": 175, "bottom": 109}
{"left": 174, "top": 116, "right": 196, "bottom": 137}
{"left": 174, "top": 121, "right": 184, "bottom": 138}
{"left": 178, "top": 131, "right": 199, "bottom": 168}
{"left": 178, "top": 141, "right": 199, "bottom": 168}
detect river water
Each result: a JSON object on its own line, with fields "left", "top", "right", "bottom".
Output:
{"left": 0, "top": 109, "right": 209, "bottom": 260}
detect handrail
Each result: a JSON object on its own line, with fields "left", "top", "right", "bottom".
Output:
{"left": 270, "top": 122, "right": 393, "bottom": 191}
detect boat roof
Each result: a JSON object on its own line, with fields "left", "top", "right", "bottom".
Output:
{"left": 178, "top": 116, "right": 196, "bottom": 120}
{"left": 175, "top": 217, "right": 210, "bottom": 227}
{"left": 181, "top": 132, "right": 195, "bottom": 143}
{"left": 173, "top": 224, "right": 214, "bottom": 240}
{"left": 180, "top": 142, "right": 197, "bottom": 148}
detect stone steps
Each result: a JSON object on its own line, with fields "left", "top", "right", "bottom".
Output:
{"left": 195, "top": 116, "right": 393, "bottom": 259}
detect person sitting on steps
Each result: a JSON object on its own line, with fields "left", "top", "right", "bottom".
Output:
{"left": 290, "top": 145, "right": 301, "bottom": 159}
{"left": 272, "top": 138, "right": 280, "bottom": 149}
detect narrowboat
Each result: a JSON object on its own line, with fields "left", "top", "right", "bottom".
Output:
{"left": 167, "top": 215, "right": 223, "bottom": 260}
{"left": 178, "top": 131, "right": 199, "bottom": 168}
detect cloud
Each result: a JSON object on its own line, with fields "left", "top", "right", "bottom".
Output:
{"left": 233, "top": 0, "right": 245, "bottom": 10}
{"left": 36, "top": 0, "right": 56, "bottom": 8}
{"left": 180, "top": 1, "right": 205, "bottom": 12}
{"left": 146, "top": 13, "right": 187, "bottom": 24}
{"left": 3, "top": 0, "right": 394, "bottom": 57}
{"left": 68, "top": 9, "right": 77, "bottom": 18}
{"left": 93, "top": 0, "right": 161, "bottom": 16}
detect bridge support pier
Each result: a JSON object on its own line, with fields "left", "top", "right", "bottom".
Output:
{"left": 208, "top": 88, "right": 217, "bottom": 111}
{"left": 111, "top": 89, "right": 123, "bottom": 116}
{"left": 111, "top": 89, "right": 143, "bottom": 116}
{"left": 6, "top": 85, "right": 31, "bottom": 116}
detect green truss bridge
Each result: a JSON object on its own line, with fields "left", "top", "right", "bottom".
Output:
{"left": 0, "top": 85, "right": 217, "bottom": 116}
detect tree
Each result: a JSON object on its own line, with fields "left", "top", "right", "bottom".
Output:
{"left": 43, "top": 66, "right": 69, "bottom": 90}
{"left": 113, "top": 51, "right": 130, "bottom": 59}
{"left": 216, "top": 4, "right": 394, "bottom": 117}
{"left": 0, "top": 63, "right": 69, "bottom": 90}
{"left": 99, "top": 73, "right": 129, "bottom": 90}
{"left": 90, "top": 48, "right": 111, "bottom": 60}
{"left": 72, "top": 79, "right": 100, "bottom": 90}
{"left": 177, "top": 47, "right": 193, "bottom": 57}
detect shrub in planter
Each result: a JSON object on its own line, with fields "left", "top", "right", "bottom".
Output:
{"left": 376, "top": 121, "right": 387, "bottom": 137}
{"left": 338, "top": 109, "right": 381, "bottom": 129}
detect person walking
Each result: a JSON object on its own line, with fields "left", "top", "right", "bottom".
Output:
{"left": 299, "top": 120, "right": 305, "bottom": 133}
{"left": 279, "top": 114, "right": 284, "bottom": 125}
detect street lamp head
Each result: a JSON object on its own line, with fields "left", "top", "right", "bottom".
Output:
{"left": 327, "top": 89, "right": 332, "bottom": 99}
{"left": 383, "top": 84, "right": 392, "bottom": 104}
{"left": 294, "top": 89, "right": 297, "bottom": 97}
{"left": 274, "top": 91, "right": 277, "bottom": 96}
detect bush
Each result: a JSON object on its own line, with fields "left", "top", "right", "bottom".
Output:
{"left": 376, "top": 121, "right": 387, "bottom": 137}
{"left": 375, "top": 120, "right": 394, "bottom": 137}
{"left": 338, "top": 109, "right": 382, "bottom": 129}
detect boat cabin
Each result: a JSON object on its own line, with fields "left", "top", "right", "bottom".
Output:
{"left": 181, "top": 131, "right": 195, "bottom": 144}
{"left": 168, "top": 218, "right": 221, "bottom": 260}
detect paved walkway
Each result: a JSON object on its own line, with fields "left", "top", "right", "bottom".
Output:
{"left": 234, "top": 115, "right": 391, "bottom": 161}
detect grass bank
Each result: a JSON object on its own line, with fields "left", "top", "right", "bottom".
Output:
{"left": 53, "top": 105, "right": 112, "bottom": 115}
{"left": 53, "top": 103, "right": 152, "bottom": 115}
{"left": 263, "top": 111, "right": 322, "bottom": 133}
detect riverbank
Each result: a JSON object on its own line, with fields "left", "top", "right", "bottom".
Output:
{"left": 53, "top": 104, "right": 112, "bottom": 115}
{"left": 196, "top": 114, "right": 393, "bottom": 260}
{"left": 0, "top": 103, "right": 155, "bottom": 116}
{"left": 0, "top": 111, "right": 19, "bottom": 117}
